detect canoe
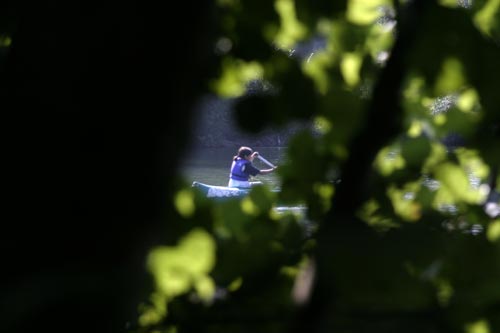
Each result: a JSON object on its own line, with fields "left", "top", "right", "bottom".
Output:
{"left": 192, "top": 181, "right": 251, "bottom": 198}
{"left": 191, "top": 181, "right": 283, "bottom": 198}
{"left": 192, "top": 181, "right": 309, "bottom": 222}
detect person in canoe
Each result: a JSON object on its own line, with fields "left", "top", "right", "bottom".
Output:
{"left": 228, "top": 146, "right": 277, "bottom": 188}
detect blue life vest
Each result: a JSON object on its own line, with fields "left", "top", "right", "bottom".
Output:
{"left": 230, "top": 158, "right": 250, "bottom": 181}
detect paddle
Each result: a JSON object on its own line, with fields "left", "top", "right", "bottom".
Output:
{"left": 256, "top": 154, "right": 277, "bottom": 168}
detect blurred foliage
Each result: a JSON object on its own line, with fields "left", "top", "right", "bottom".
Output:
{"left": 136, "top": 0, "right": 500, "bottom": 332}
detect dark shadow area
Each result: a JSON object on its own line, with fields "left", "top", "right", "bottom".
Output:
{"left": 1, "top": 2, "right": 216, "bottom": 332}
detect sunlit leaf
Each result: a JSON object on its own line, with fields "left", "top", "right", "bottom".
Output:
{"left": 147, "top": 228, "right": 216, "bottom": 300}
{"left": 346, "top": 0, "right": 391, "bottom": 25}
{"left": 438, "top": 0, "right": 461, "bottom": 8}
{"left": 456, "top": 88, "right": 479, "bottom": 113}
{"left": 422, "top": 143, "right": 447, "bottom": 172}
{"left": 340, "top": 52, "right": 362, "bottom": 87}
{"left": 211, "top": 58, "right": 264, "bottom": 97}
{"left": 456, "top": 148, "right": 490, "bottom": 180}
{"left": 358, "top": 199, "right": 396, "bottom": 228}
{"left": 365, "top": 21, "right": 395, "bottom": 60}
{"left": 387, "top": 184, "right": 422, "bottom": 222}
{"left": 313, "top": 116, "right": 332, "bottom": 134}
{"left": 433, "top": 162, "right": 487, "bottom": 205}
{"left": 407, "top": 120, "right": 423, "bottom": 137}
{"left": 433, "top": 113, "right": 447, "bottom": 126}
{"left": 374, "top": 146, "right": 406, "bottom": 176}
{"left": 302, "top": 50, "right": 334, "bottom": 94}
{"left": 487, "top": 220, "right": 500, "bottom": 242}
{"left": 474, "top": 0, "right": 500, "bottom": 36}
{"left": 465, "top": 319, "right": 491, "bottom": 333}
{"left": 174, "top": 189, "right": 196, "bottom": 218}
{"left": 241, "top": 196, "right": 260, "bottom": 216}
{"left": 138, "top": 292, "right": 168, "bottom": 327}
{"left": 194, "top": 275, "right": 216, "bottom": 303}
{"left": 434, "top": 57, "right": 466, "bottom": 96}
{"left": 274, "top": 0, "right": 308, "bottom": 49}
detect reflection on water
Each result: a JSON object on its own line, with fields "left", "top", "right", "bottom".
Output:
{"left": 179, "top": 146, "right": 286, "bottom": 189}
